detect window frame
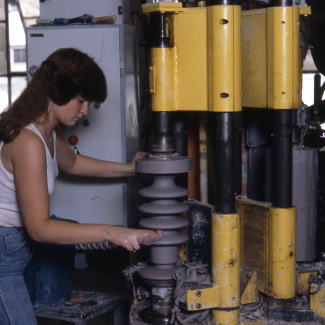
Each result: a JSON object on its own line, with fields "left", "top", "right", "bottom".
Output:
{"left": 0, "top": 0, "right": 31, "bottom": 111}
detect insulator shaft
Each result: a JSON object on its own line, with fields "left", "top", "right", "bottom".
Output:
{"left": 136, "top": 155, "right": 192, "bottom": 281}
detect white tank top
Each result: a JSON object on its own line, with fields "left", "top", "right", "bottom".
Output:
{"left": 0, "top": 123, "right": 59, "bottom": 227}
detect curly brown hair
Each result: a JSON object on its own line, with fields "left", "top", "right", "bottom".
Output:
{"left": 0, "top": 48, "right": 107, "bottom": 142}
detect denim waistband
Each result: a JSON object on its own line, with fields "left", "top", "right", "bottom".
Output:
{"left": 0, "top": 227, "right": 26, "bottom": 235}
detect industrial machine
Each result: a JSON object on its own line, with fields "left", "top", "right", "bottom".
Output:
{"left": 26, "top": 0, "right": 325, "bottom": 323}
{"left": 123, "top": 0, "right": 325, "bottom": 324}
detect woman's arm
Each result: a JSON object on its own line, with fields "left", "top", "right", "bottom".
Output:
{"left": 12, "top": 130, "right": 162, "bottom": 250}
{"left": 55, "top": 127, "right": 147, "bottom": 178}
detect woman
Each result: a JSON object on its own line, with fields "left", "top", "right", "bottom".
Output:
{"left": 0, "top": 48, "right": 162, "bottom": 324}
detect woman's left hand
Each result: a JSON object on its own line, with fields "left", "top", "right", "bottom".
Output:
{"left": 131, "top": 151, "right": 149, "bottom": 163}
{"left": 128, "top": 151, "right": 149, "bottom": 175}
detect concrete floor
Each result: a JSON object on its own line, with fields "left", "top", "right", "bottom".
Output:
{"left": 36, "top": 248, "right": 134, "bottom": 325}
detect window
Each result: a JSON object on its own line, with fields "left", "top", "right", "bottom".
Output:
{"left": 0, "top": 0, "right": 39, "bottom": 113}
{"left": 13, "top": 47, "right": 25, "bottom": 63}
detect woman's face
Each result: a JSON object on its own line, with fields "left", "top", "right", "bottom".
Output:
{"left": 53, "top": 96, "right": 89, "bottom": 126}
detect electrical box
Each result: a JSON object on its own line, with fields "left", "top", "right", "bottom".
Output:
{"left": 26, "top": 23, "right": 140, "bottom": 227}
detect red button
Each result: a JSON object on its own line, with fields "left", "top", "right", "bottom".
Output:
{"left": 68, "top": 135, "right": 79, "bottom": 146}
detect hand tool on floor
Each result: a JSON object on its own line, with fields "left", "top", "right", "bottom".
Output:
{"left": 64, "top": 291, "right": 96, "bottom": 306}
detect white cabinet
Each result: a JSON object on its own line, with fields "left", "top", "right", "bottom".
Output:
{"left": 27, "top": 24, "right": 140, "bottom": 226}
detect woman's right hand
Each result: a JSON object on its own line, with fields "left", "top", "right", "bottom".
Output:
{"left": 107, "top": 226, "right": 163, "bottom": 252}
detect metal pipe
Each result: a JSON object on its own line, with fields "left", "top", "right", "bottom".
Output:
{"left": 151, "top": 13, "right": 169, "bottom": 47}
{"left": 272, "top": 109, "right": 292, "bottom": 208}
{"left": 152, "top": 112, "right": 175, "bottom": 154}
{"left": 208, "top": 112, "right": 236, "bottom": 214}
{"left": 155, "top": 112, "right": 172, "bottom": 135}
{"left": 241, "top": 126, "right": 248, "bottom": 195}
{"left": 235, "top": 111, "right": 242, "bottom": 196}
{"left": 314, "top": 73, "right": 322, "bottom": 106}
{"left": 199, "top": 112, "right": 208, "bottom": 203}
{"left": 173, "top": 113, "right": 188, "bottom": 157}
{"left": 186, "top": 200, "right": 211, "bottom": 266}
{"left": 212, "top": 0, "right": 241, "bottom": 5}
{"left": 187, "top": 113, "right": 199, "bottom": 199}
{"left": 270, "top": 0, "right": 293, "bottom": 6}
{"left": 173, "top": 112, "right": 189, "bottom": 193}
{"left": 206, "top": 3, "right": 241, "bottom": 324}
{"left": 198, "top": 1, "right": 207, "bottom": 7}
{"left": 264, "top": 148, "right": 273, "bottom": 202}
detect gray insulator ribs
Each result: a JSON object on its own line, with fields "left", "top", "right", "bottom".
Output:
{"left": 136, "top": 156, "right": 192, "bottom": 281}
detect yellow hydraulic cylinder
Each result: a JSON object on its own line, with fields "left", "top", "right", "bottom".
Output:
{"left": 207, "top": 5, "right": 242, "bottom": 113}
{"left": 147, "top": 5, "right": 243, "bottom": 113}
{"left": 268, "top": 206, "right": 296, "bottom": 300}
{"left": 149, "top": 47, "right": 175, "bottom": 112}
{"left": 241, "top": 6, "right": 309, "bottom": 109}
{"left": 211, "top": 211, "right": 240, "bottom": 324}
{"left": 148, "top": 7, "right": 208, "bottom": 112}
{"left": 267, "top": 7, "right": 300, "bottom": 110}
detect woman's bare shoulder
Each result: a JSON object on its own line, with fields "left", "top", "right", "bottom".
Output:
{"left": 12, "top": 128, "right": 44, "bottom": 151}
{"left": 1, "top": 128, "right": 45, "bottom": 174}
{"left": 12, "top": 129, "right": 46, "bottom": 163}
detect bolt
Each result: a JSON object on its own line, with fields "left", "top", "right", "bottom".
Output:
{"left": 196, "top": 290, "right": 201, "bottom": 297}
{"left": 196, "top": 303, "right": 202, "bottom": 309}
{"left": 246, "top": 271, "right": 253, "bottom": 278}
{"left": 289, "top": 251, "right": 293, "bottom": 257}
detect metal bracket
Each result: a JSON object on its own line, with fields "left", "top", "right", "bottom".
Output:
{"left": 186, "top": 285, "right": 220, "bottom": 311}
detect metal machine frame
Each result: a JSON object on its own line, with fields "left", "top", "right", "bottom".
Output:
{"left": 127, "top": 1, "right": 325, "bottom": 324}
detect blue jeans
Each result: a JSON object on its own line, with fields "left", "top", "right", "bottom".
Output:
{"left": 0, "top": 227, "right": 37, "bottom": 325}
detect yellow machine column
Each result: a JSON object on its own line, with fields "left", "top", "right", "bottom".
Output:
{"left": 207, "top": 1, "right": 242, "bottom": 324}
{"left": 265, "top": 1, "right": 299, "bottom": 306}
{"left": 240, "top": 0, "right": 305, "bottom": 315}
